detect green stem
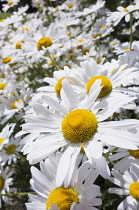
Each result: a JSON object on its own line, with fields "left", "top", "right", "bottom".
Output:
{"left": 46, "top": 50, "right": 59, "bottom": 71}
{"left": 3, "top": 147, "right": 26, "bottom": 161}
{"left": 0, "top": 192, "right": 36, "bottom": 196}
{"left": 130, "top": 12, "right": 133, "bottom": 50}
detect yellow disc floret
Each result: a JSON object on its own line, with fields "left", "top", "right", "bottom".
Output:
{"left": 11, "top": 99, "right": 24, "bottom": 109}
{"left": 123, "top": 7, "right": 128, "bottom": 12}
{"left": 55, "top": 77, "right": 65, "bottom": 97}
{"left": 2, "top": 57, "right": 12, "bottom": 63}
{"left": 37, "top": 37, "right": 52, "bottom": 51}
{"left": 22, "top": 28, "right": 29, "bottom": 32}
{"left": 7, "top": 1, "right": 14, "bottom": 6}
{"left": 86, "top": 76, "right": 112, "bottom": 98}
{"left": 68, "top": 4, "right": 73, "bottom": 8}
{"left": 62, "top": 109, "right": 98, "bottom": 143}
{"left": 5, "top": 144, "right": 16, "bottom": 155}
{"left": 16, "top": 41, "right": 24, "bottom": 49}
{"left": 0, "top": 176, "right": 4, "bottom": 191}
{"left": 129, "top": 149, "right": 139, "bottom": 159}
{"left": 93, "top": 33, "right": 102, "bottom": 38}
{"left": 0, "top": 138, "right": 5, "bottom": 144}
{"left": 46, "top": 187, "right": 79, "bottom": 210}
{"left": 0, "top": 83, "right": 7, "bottom": 90}
{"left": 129, "top": 182, "right": 139, "bottom": 199}
{"left": 35, "top": 2, "right": 41, "bottom": 6}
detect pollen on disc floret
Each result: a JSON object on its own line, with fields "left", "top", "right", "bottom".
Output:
{"left": 62, "top": 109, "right": 98, "bottom": 143}
{"left": 37, "top": 37, "right": 53, "bottom": 51}
{"left": 129, "top": 149, "right": 139, "bottom": 159}
{"left": 86, "top": 76, "right": 112, "bottom": 98}
{"left": 46, "top": 187, "right": 79, "bottom": 210}
{"left": 129, "top": 182, "right": 139, "bottom": 200}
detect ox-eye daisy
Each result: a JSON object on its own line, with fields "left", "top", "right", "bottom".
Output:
{"left": 0, "top": 124, "right": 15, "bottom": 151}
{"left": 0, "top": 166, "right": 16, "bottom": 208}
{"left": 64, "top": 58, "right": 138, "bottom": 101}
{"left": 21, "top": 80, "right": 139, "bottom": 185}
{"left": 26, "top": 153, "right": 102, "bottom": 210}
{"left": 0, "top": 136, "right": 22, "bottom": 166}
{"left": 108, "top": 163, "right": 139, "bottom": 210}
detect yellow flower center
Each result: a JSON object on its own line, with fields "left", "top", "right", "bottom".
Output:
{"left": 48, "top": 61, "right": 53, "bottom": 65}
{"left": 2, "top": 57, "right": 12, "bottom": 63}
{"left": 125, "top": 30, "right": 130, "bottom": 33}
{"left": 55, "top": 77, "right": 65, "bottom": 97}
{"left": 35, "top": 2, "right": 41, "bottom": 6}
{"left": 16, "top": 41, "right": 24, "bottom": 49}
{"left": 46, "top": 187, "right": 79, "bottom": 210}
{"left": 0, "top": 83, "right": 7, "bottom": 90}
{"left": 86, "top": 76, "right": 112, "bottom": 98}
{"left": 9, "top": 62, "right": 18, "bottom": 67}
{"left": 62, "top": 109, "right": 98, "bottom": 143}
{"left": 83, "top": 49, "right": 89, "bottom": 54}
{"left": 77, "top": 39, "right": 84, "bottom": 43}
{"left": 123, "top": 7, "right": 128, "bottom": 12}
{"left": 0, "top": 177, "right": 4, "bottom": 191}
{"left": 96, "top": 58, "right": 102, "bottom": 64}
{"left": 66, "top": 32, "right": 71, "bottom": 36}
{"left": 37, "top": 37, "right": 53, "bottom": 51}
{"left": 5, "top": 144, "right": 16, "bottom": 155}
{"left": 11, "top": 99, "right": 24, "bottom": 109}
{"left": 22, "top": 28, "right": 29, "bottom": 32}
{"left": 0, "top": 20, "right": 4, "bottom": 22}
{"left": 129, "top": 149, "right": 139, "bottom": 159}
{"left": 100, "top": 25, "right": 105, "bottom": 29}
{"left": 68, "top": 4, "right": 73, "bottom": 8}
{"left": 0, "top": 74, "right": 5, "bottom": 78}
{"left": 112, "top": 42, "right": 117, "bottom": 45}
{"left": 124, "top": 47, "right": 130, "bottom": 51}
{"left": 93, "top": 33, "right": 102, "bottom": 38}
{"left": 129, "top": 182, "right": 139, "bottom": 199}
{"left": 0, "top": 138, "right": 5, "bottom": 144}
{"left": 68, "top": 55, "right": 73, "bottom": 60}
{"left": 7, "top": 1, "right": 14, "bottom": 6}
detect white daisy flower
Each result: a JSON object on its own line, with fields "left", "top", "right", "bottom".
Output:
{"left": 75, "top": 0, "right": 105, "bottom": 17}
{"left": 107, "top": 4, "right": 139, "bottom": 26}
{"left": 64, "top": 58, "right": 138, "bottom": 101}
{"left": 0, "top": 166, "right": 16, "bottom": 208}
{"left": 23, "top": 23, "right": 66, "bottom": 63}
{"left": 110, "top": 128, "right": 139, "bottom": 172}
{"left": 0, "top": 136, "right": 22, "bottom": 166}
{"left": 0, "top": 124, "right": 15, "bottom": 151}
{"left": 26, "top": 153, "right": 102, "bottom": 210}
{"left": 32, "top": 69, "right": 66, "bottom": 102}
{"left": 21, "top": 80, "right": 139, "bottom": 185}
{"left": 2, "top": 0, "right": 20, "bottom": 12}
{"left": 108, "top": 163, "right": 139, "bottom": 210}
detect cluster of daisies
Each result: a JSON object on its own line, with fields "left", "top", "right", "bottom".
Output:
{"left": 1, "top": 0, "right": 139, "bottom": 209}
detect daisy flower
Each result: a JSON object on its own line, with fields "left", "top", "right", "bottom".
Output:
{"left": 110, "top": 128, "right": 139, "bottom": 172}
{"left": 26, "top": 153, "right": 102, "bottom": 210}
{"left": 21, "top": 80, "right": 139, "bottom": 185}
{"left": 2, "top": 0, "right": 20, "bottom": 12}
{"left": 32, "top": 69, "right": 66, "bottom": 102}
{"left": 108, "top": 163, "right": 139, "bottom": 210}
{"left": 107, "top": 4, "right": 139, "bottom": 26}
{"left": 0, "top": 136, "right": 22, "bottom": 166}
{"left": 0, "top": 124, "right": 15, "bottom": 151}
{"left": 75, "top": 0, "right": 105, "bottom": 17}
{"left": 23, "top": 23, "right": 66, "bottom": 63}
{"left": 0, "top": 166, "right": 16, "bottom": 208}
{"left": 64, "top": 58, "right": 138, "bottom": 101}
